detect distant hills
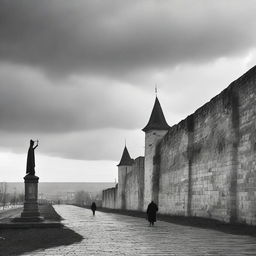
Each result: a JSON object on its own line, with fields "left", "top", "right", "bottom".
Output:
{"left": 4, "top": 182, "right": 115, "bottom": 196}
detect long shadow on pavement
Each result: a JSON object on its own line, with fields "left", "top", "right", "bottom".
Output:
{"left": 0, "top": 204, "right": 83, "bottom": 256}
{"left": 0, "top": 227, "right": 83, "bottom": 256}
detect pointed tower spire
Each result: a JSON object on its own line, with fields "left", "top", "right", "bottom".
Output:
{"left": 142, "top": 97, "right": 170, "bottom": 132}
{"left": 117, "top": 146, "right": 133, "bottom": 166}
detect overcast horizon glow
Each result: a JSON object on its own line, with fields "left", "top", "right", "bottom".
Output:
{"left": 0, "top": 0, "right": 256, "bottom": 182}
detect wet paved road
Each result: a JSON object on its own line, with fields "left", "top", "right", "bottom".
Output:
{"left": 22, "top": 205, "right": 256, "bottom": 256}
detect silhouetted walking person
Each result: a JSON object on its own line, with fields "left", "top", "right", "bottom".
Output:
{"left": 26, "top": 139, "right": 38, "bottom": 175}
{"left": 91, "top": 202, "right": 97, "bottom": 216}
{"left": 147, "top": 201, "right": 158, "bottom": 226}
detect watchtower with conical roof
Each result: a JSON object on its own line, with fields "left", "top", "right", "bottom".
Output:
{"left": 117, "top": 145, "right": 133, "bottom": 209}
{"left": 142, "top": 96, "right": 170, "bottom": 209}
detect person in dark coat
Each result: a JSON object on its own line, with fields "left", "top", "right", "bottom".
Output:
{"left": 146, "top": 201, "right": 158, "bottom": 226}
{"left": 91, "top": 202, "right": 97, "bottom": 216}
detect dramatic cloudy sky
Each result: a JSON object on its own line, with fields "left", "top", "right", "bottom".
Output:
{"left": 1, "top": 0, "right": 256, "bottom": 182}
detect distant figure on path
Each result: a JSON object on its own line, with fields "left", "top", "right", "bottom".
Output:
{"left": 26, "top": 139, "right": 38, "bottom": 175}
{"left": 91, "top": 202, "right": 97, "bottom": 216}
{"left": 146, "top": 201, "right": 158, "bottom": 226}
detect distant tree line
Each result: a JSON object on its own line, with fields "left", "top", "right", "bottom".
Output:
{"left": 74, "top": 190, "right": 102, "bottom": 207}
{"left": 0, "top": 182, "right": 24, "bottom": 210}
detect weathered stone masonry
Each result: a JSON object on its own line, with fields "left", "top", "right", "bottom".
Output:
{"left": 103, "top": 65, "right": 256, "bottom": 225}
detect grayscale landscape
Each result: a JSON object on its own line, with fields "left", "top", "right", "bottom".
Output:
{"left": 1, "top": 1, "right": 256, "bottom": 255}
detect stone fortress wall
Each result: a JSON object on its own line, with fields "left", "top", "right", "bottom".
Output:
{"left": 102, "top": 157, "right": 144, "bottom": 211}
{"left": 102, "top": 66, "right": 256, "bottom": 225}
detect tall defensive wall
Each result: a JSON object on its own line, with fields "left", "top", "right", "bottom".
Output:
{"left": 103, "top": 65, "right": 256, "bottom": 225}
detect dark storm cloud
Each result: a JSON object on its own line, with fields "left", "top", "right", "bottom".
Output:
{"left": 0, "top": 64, "right": 150, "bottom": 133}
{"left": 0, "top": 128, "right": 144, "bottom": 161}
{"left": 0, "top": 0, "right": 256, "bottom": 78}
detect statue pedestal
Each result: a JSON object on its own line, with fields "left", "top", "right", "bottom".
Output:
{"left": 13, "top": 174, "right": 43, "bottom": 222}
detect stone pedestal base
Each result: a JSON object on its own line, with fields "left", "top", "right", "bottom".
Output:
{"left": 13, "top": 174, "right": 44, "bottom": 222}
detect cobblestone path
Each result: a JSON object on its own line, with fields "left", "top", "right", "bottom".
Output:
{"left": 22, "top": 205, "right": 256, "bottom": 256}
